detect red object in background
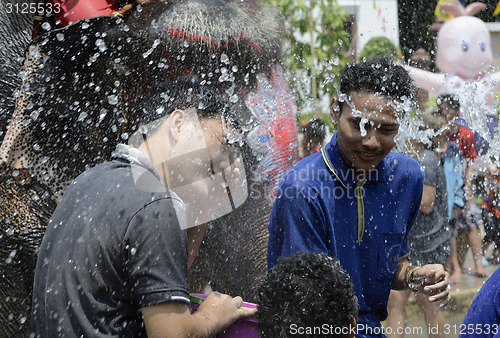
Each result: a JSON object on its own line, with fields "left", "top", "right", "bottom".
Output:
{"left": 448, "top": 126, "right": 477, "bottom": 160}
{"left": 49, "top": 0, "right": 119, "bottom": 26}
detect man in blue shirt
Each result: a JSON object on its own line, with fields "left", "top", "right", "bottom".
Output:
{"left": 459, "top": 266, "right": 500, "bottom": 338}
{"left": 267, "top": 58, "right": 450, "bottom": 337}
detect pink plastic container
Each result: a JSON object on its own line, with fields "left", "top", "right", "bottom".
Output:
{"left": 190, "top": 293, "right": 261, "bottom": 338}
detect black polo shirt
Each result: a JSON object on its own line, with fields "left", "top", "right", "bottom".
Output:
{"left": 32, "top": 158, "right": 189, "bottom": 337}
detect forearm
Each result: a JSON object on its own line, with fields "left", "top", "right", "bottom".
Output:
{"left": 464, "top": 160, "right": 473, "bottom": 200}
{"left": 143, "top": 293, "right": 253, "bottom": 337}
{"left": 142, "top": 304, "right": 223, "bottom": 338}
{"left": 392, "top": 260, "right": 412, "bottom": 290}
{"left": 420, "top": 185, "right": 436, "bottom": 214}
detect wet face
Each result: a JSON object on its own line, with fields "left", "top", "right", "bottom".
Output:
{"left": 333, "top": 92, "right": 400, "bottom": 176}
{"left": 438, "top": 101, "right": 459, "bottom": 122}
{"left": 166, "top": 114, "right": 244, "bottom": 227}
{"left": 169, "top": 115, "right": 240, "bottom": 196}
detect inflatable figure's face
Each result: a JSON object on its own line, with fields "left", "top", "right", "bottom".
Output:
{"left": 436, "top": 16, "right": 492, "bottom": 78}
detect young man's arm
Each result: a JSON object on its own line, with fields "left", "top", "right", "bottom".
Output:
{"left": 419, "top": 184, "right": 437, "bottom": 214}
{"left": 392, "top": 260, "right": 449, "bottom": 306}
{"left": 142, "top": 292, "right": 256, "bottom": 337}
{"left": 464, "top": 159, "right": 474, "bottom": 203}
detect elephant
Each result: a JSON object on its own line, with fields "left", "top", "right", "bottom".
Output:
{"left": 0, "top": 0, "right": 35, "bottom": 143}
{"left": 0, "top": 1, "right": 299, "bottom": 336}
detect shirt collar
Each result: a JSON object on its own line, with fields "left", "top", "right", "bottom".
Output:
{"left": 112, "top": 144, "right": 163, "bottom": 183}
{"left": 323, "top": 131, "right": 388, "bottom": 186}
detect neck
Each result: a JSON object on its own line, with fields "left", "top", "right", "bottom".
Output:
{"left": 137, "top": 134, "right": 172, "bottom": 185}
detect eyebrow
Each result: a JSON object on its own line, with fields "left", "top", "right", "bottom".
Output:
{"left": 348, "top": 117, "right": 399, "bottom": 127}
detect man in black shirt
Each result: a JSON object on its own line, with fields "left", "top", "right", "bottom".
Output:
{"left": 32, "top": 79, "right": 253, "bottom": 337}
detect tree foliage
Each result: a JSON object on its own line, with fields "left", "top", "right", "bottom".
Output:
{"left": 268, "top": 0, "right": 350, "bottom": 116}
{"left": 358, "top": 36, "right": 403, "bottom": 62}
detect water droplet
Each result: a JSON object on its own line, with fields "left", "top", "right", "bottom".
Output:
{"left": 56, "top": 33, "right": 64, "bottom": 41}
{"left": 139, "top": 125, "right": 148, "bottom": 135}
{"left": 95, "top": 39, "right": 107, "bottom": 52}
{"left": 107, "top": 95, "right": 118, "bottom": 105}
{"left": 229, "top": 94, "right": 239, "bottom": 103}
{"left": 130, "top": 247, "right": 137, "bottom": 255}
{"left": 142, "top": 39, "right": 160, "bottom": 59}
{"left": 77, "top": 112, "right": 88, "bottom": 121}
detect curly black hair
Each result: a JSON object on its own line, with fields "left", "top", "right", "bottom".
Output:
{"left": 338, "top": 57, "right": 415, "bottom": 113}
{"left": 256, "top": 252, "right": 358, "bottom": 338}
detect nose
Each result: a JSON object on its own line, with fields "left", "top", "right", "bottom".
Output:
{"left": 361, "top": 130, "right": 380, "bottom": 149}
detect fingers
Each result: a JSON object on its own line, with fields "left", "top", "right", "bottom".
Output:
{"left": 232, "top": 295, "right": 243, "bottom": 308}
{"left": 231, "top": 295, "right": 257, "bottom": 320}
{"left": 414, "top": 264, "right": 450, "bottom": 305}
{"left": 414, "top": 264, "right": 447, "bottom": 283}
{"left": 424, "top": 279, "right": 449, "bottom": 301}
{"left": 236, "top": 306, "right": 257, "bottom": 319}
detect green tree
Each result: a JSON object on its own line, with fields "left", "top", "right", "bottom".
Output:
{"left": 268, "top": 0, "right": 350, "bottom": 117}
{"left": 358, "top": 36, "right": 403, "bottom": 62}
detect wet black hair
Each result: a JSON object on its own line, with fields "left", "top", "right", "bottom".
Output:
{"left": 130, "top": 77, "right": 240, "bottom": 145}
{"left": 437, "top": 94, "right": 460, "bottom": 112}
{"left": 338, "top": 57, "right": 415, "bottom": 113}
{"left": 256, "top": 252, "right": 358, "bottom": 338}
{"left": 140, "top": 77, "right": 234, "bottom": 125}
{"left": 303, "top": 118, "right": 327, "bottom": 140}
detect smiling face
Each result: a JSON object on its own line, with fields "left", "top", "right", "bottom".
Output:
{"left": 436, "top": 16, "right": 492, "bottom": 78}
{"left": 333, "top": 92, "right": 400, "bottom": 177}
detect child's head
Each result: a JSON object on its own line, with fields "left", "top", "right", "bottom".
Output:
{"left": 302, "top": 119, "right": 327, "bottom": 157}
{"left": 256, "top": 252, "right": 358, "bottom": 338}
{"left": 437, "top": 94, "right": 460, "bottom": 122}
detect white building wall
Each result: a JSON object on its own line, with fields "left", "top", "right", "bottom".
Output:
{"left": 337, "top": 0, "right": 399, "bottom": 55}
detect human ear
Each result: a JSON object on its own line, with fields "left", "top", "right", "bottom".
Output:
{"left": 168, "top": 109, "right": 186, "bottom": 143}
{"left": 330, "top": 97, "right": 341, "bottom": 125}
{"left": 345, "top": 315, "right": 357, "bottom": 338}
